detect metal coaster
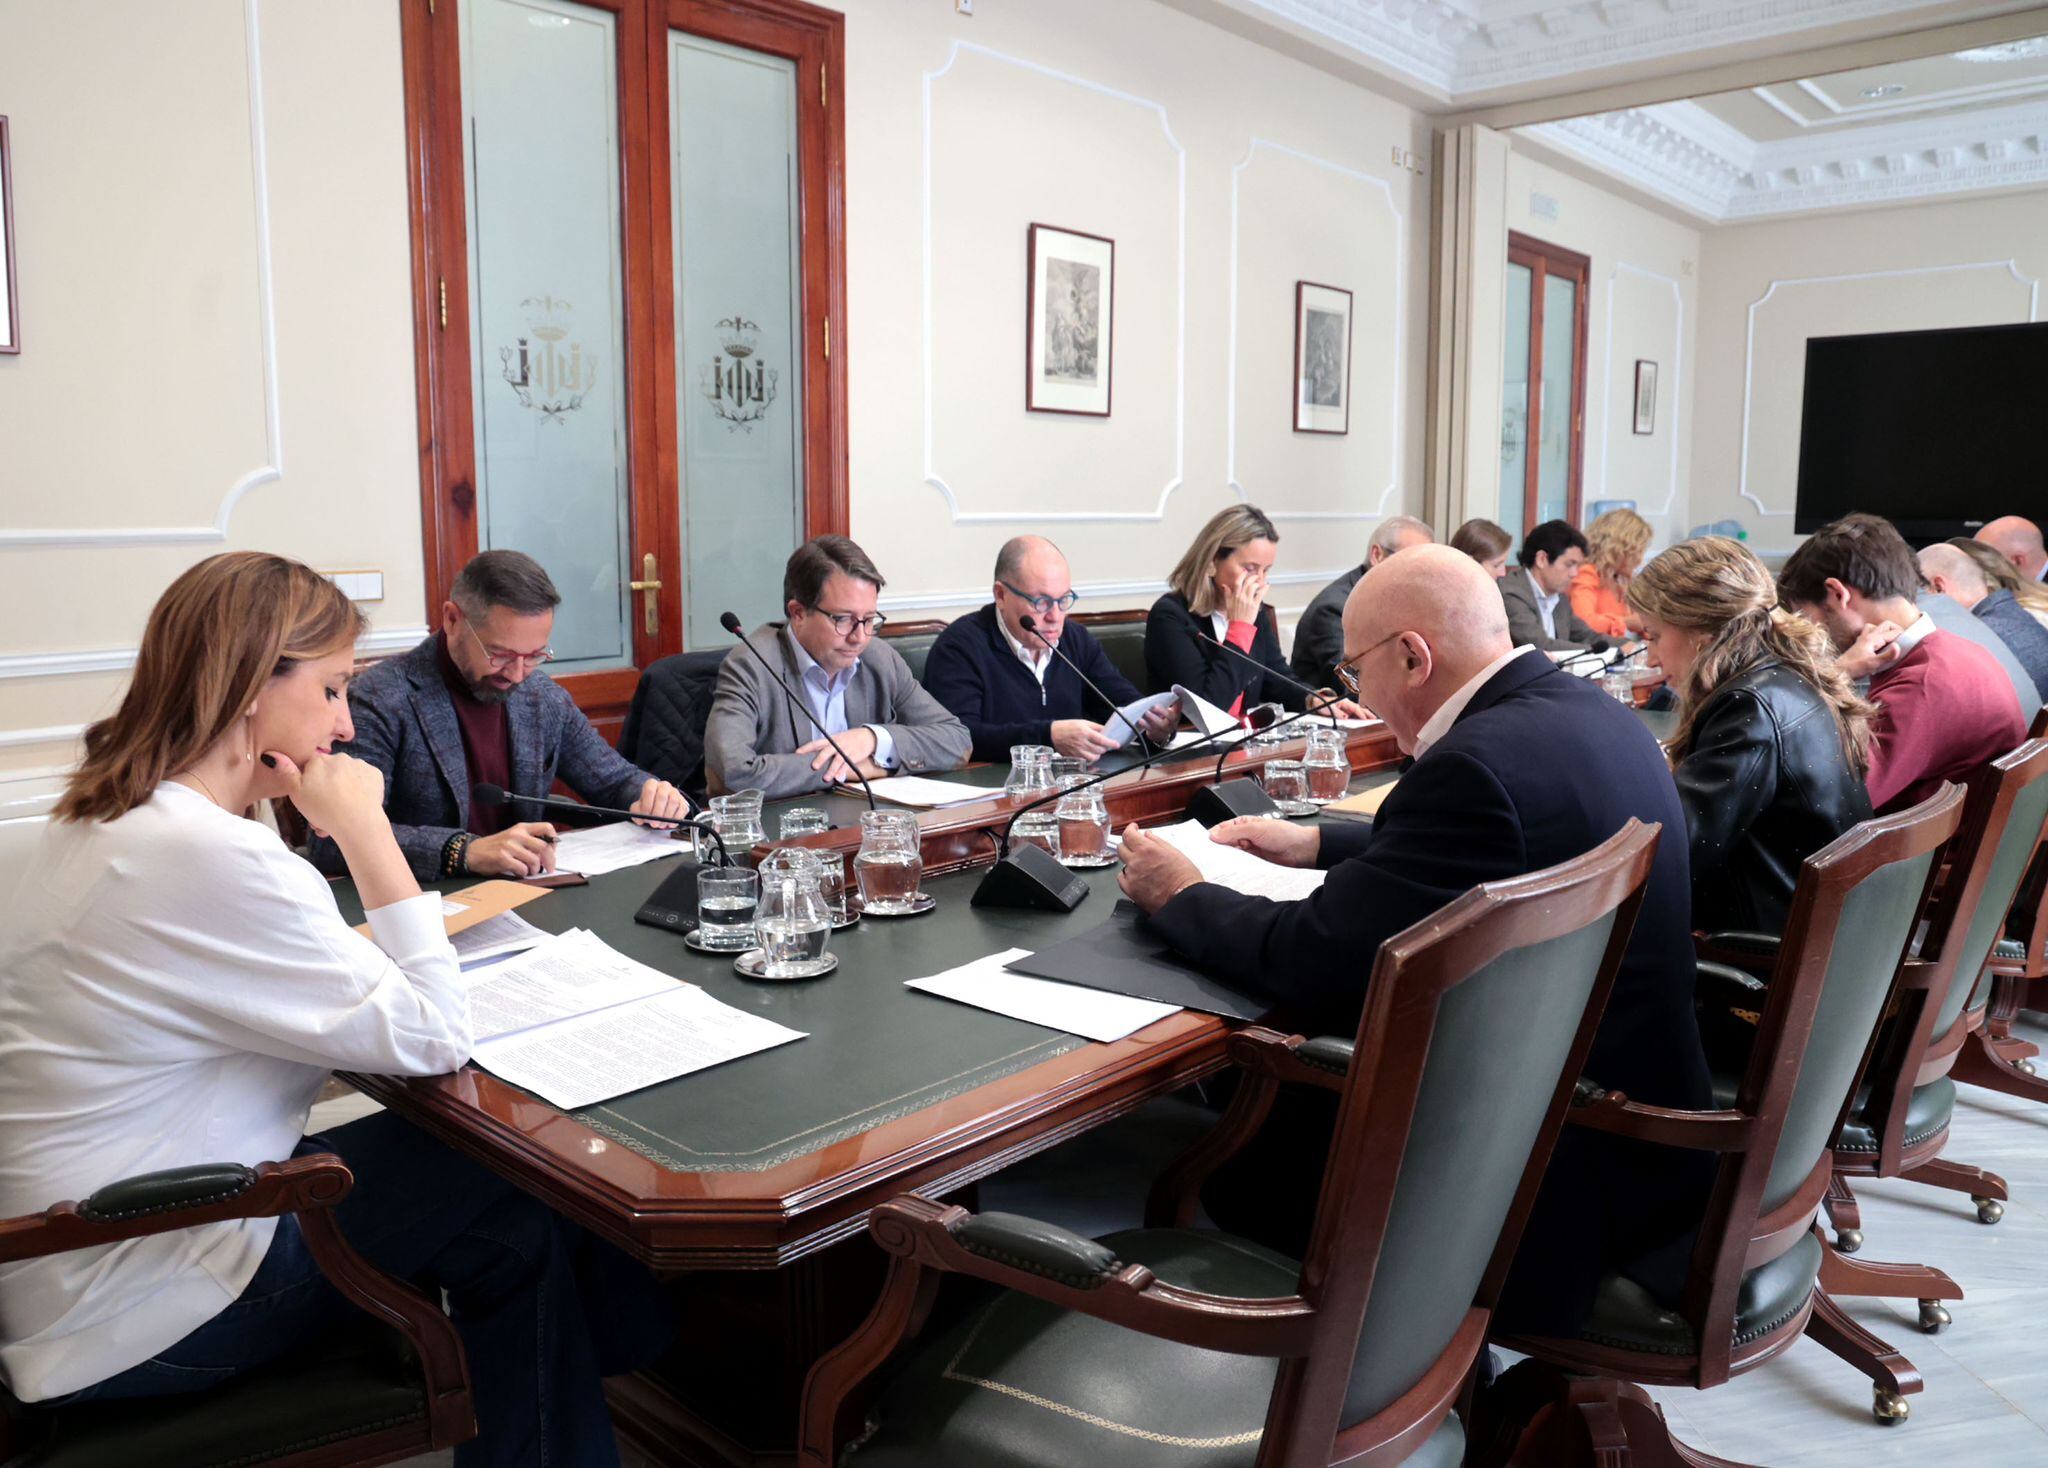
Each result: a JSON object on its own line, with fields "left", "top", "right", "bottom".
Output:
{"left": 1060, "top": 853, "right": 1119, "bottom": 869}
{"left": 857, "top": 892, "right": 937, "bottom": 918}
{"left": 1273, "top": 800, "right": 1320, "bottom": 819}
{"left": 827, "top": 909, "right": 863, "bottom": 931}
{"left": 684, "top": 927, "right": 756, "bottom": 955}
{"left": 733, "top": 948, "right": 838, "bottom": 982}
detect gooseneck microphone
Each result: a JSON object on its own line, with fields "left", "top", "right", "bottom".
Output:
{"left": 1555, "top": 638, "right": 1644, "bottom": 674}
{"left": 475, "top": 784, "right": 727, "bottom": 867}
{"left": 1017, "top": 612, "right": 1156, "bottom": 757}
{"left": 718, "top": 610, "right": 877, "bottom": 812}
{"left": 1196, "top": 629, "right": 1362, "bottom": 783}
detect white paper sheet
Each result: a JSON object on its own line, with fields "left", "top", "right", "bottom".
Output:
{"left": 554, "top": 821, "right": 691, "bottom": 876}
{"left": 1103, "top": 691, "right": 1180, "bottom": 747}
{"left": 1146, "top": 819, "right": 1328, "bottom": 901}
{"left": 452, "top": 910, "right": 550, "bottom": 968}
{"left": 440, "top": 899, "right": 466, "bottom": 917}
{"left": 465, "top": 929, "right": 677, "bottom": 1042}
{"left": 471, "top": 985, "right": 806, "bottom": 1110}
{"left": 859, "top": 774, "right": 997, "bottom": 808}
{"left": 906, "top": 947, "right": 1180, "bottom": 1042}
{"left": 1173, "top": 684, "right": 1242, "bottom": 738}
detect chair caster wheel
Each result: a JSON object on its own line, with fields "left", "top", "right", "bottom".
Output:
{"left": 1873, "top": 1388, "right": 1910, "bottom": 1424}
{"left": 2019, "top": 1059, "right": 2037, "bottom": 1076}
{"left": 1973, "top": 1197, "right": 2004, "bottom": 1225}
{"left": 1836, "top": 1228, "right": 1864, "bottom": 1253}
{"left": 1918, "top": 1300, "right": 1951, "bottom": 1334}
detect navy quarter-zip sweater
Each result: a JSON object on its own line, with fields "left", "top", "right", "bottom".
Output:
{"left": 921, "top": 604, "right": 1145, "bottom": 763}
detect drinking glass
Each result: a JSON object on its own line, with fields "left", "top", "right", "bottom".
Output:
{"left": 1601, "top": 671, "right": 1635, "bottom": 705}
{"left": 779, "top": 807, "right": 830, "bottom": 839}
{"left": 1303, "top": 727, "right": 1350, "bottom": 804}
{"left": 1004, "top": 745, "right": 1055, "bottom": 796}
{"left": 695, "top": 867, "right": 759, "bottom": 950}
{"left": 854, "top": 809, "right": 925, "bottom": 914}
{"left": 809, "top": 849, "right": 852, "bottom": 922}
{"left": 1260, "top": 758, "right": 1316, "bottom": 817}
{"left": 1011, "top": 809, "right": 1063, "bottom": 860}
{"left": 1054, "top": 785, "right": 1111, "bottom": 863}
{"left": 755, "top": 860, "right": 832, "bottom": 977}
{"left": 1048, "top": 755, "right": 1087, "bottom": 788}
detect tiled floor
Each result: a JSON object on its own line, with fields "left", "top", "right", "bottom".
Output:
{"left": 392, "top": 1018, "right": 2048, "bottom": 1466}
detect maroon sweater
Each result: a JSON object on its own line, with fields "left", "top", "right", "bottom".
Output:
{"left": 1866, "top": 630, "right": 2026, "bottom": 813}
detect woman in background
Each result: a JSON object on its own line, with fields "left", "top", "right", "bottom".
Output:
{"left": 1627, "top": 537, "right": 1874, "bottom": 934}
{"left": 0, "top": 553, "right": 666, "bottom": 1466}
{"left": 1449, "top": 518, "right": 1513, "bottom": 581}
{"left": 1948, "top": 536, "right": 2048, "bottom": 632}
{"left": 1147, "top": 505, "right": 1367, "bottom": 721}
{"left": 1573, "top": 507, "right": 1653, "bottom": 640}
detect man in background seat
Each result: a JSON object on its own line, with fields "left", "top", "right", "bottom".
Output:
{"left": 1288, "top": 515, "right": 1433, "bottom": 690}
{"left": 1977, "top": 514, "right": 2047, "bottom": 583}
{"left": 1501, "top": 519, "right": 1601, "bottom": 652}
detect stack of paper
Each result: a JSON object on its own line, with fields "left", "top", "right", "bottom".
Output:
{"left": 463, "top": 929, "right": 805, "bottom": 1109}
{"left": 451, "top": 910, "right": 550, "bottom": 967}
{"left": 906, "top": 947, "right": 1179, "bottom": 1042}
{"left": 554, "top": 821, "right": 692, "bottom": 876}
{"left": 860, "top": 774, "right": 996, "bottom": 808}
{"left": 1323, "top": 781, "right": 1398, "bottom": 823}
{"left": 1145, "top": 819, "right": 1327, "bottom": 901}
{"left": 1173, "top": 684, "right": 1242, "bottom": 738}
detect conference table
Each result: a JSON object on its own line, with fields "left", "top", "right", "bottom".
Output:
{"left": 339, "top": 692, "right": 1667, "bottom": 1465}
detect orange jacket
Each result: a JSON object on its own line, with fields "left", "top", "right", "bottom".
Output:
{"left": 1569, "top": 563, "right": 1632, "bottom": 639}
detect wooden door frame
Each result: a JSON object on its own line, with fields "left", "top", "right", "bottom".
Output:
{"left": 398, "top": 0, "right": 847, "bottom": 736}
{"left": 1506, "top": 231, "right": 1590, "bottom": 532}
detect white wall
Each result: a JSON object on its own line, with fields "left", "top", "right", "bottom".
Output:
{"left": 1688, "top": 187, "right": 2048, "bottom": 557}
{"left": 0, "top": 0, "right": 427, "bottom": 801}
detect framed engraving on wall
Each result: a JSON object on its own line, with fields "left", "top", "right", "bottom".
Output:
{"left": 1026, "top": 223, "right": 1113, "bottom": 416}
{"left": 1633, "top": 359, "right": 1658, "bottom": 435}
{"left": 0, "top": 117, "right": 17, "bottom": 354}
{"left": 1293, "top": 281, "right": 1351, "bottom": 434}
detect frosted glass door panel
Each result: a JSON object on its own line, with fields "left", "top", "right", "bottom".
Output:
{"left": 1500, "top": 261, "right": 1532, "bottom": 546}
{"left": 1535, "top": 273, "right": 1578, "bottom": 529}
{"left": 671, "top": 33, "right": 805, "bottom": 646}
{"left": 463, "top": 0, "right": 632, "bottom": 672}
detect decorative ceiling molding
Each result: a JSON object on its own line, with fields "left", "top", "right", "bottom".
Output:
{"left": 1523, "top": 94, "right": 2048, "bottom": 219}
{"left": 1238, "top": 0, "right": 2017, "bottom": 97}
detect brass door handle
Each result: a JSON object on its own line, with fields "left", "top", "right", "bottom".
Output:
{"left": 631, "top": 553, "right": 660, "bottom": 636}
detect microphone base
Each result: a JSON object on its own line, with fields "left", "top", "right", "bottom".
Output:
{"left": 634, "top": 859, "right": 708, "bottom": 934}
{"left": 971, "top": 843, "right": 1090, "bottom": 912}
{"left": 1186, "top": 779, "right": 1281, "bottom": 828}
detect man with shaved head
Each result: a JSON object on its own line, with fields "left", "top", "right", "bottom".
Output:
{"left": 1921, "top": 541, "right": 2048, "bottom": 701}
{"left": 1977, "top": 515, "right": 2047, "bottom": 584}
{"left": 1120, "top": 544, "right": 1710, "bottom": 1335}
{"left": 922, "top": 536, "right": 1180, "bottom": 763}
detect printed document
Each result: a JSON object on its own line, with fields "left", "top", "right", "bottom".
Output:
{"left": 1146, "top": 819, "right": 1327, "bottom": 901}
{"left": 906, "top": 947, "right": 1180, "bottom": 1043}
{"left": 1173, "top": 684, "right": 1242, "bottom": 738}
{"left": 860, "top": 774, "right": 997, "bottom": 808}
{"left": 452, "top": 910, "right": 550, "bottom": 968}
{"left": 554, "top": 821, "right": 691, "bottom": 876}
{"left": 466, "top": 929, "right": 674, "bottom": 1041}
{"left": 1104, "top": 692, "right": 1179, "bottom": 747}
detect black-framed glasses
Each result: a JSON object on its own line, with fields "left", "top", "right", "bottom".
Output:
{"left": 1332, "top": 629, "right": 1410, "bottom": 698}
{"left": 462, "top": 618, "right": 554, "bottom": 672}
{"left": 810, "top": 607, "right": 888, "bottom": 637}
{"left": 999, "top": 582, "right": 1080, "bottom": 617}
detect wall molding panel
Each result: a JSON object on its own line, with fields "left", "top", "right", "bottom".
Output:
{"left": 876, "top": 567, "right": 1345, "bottom": 617}
{"left": 1596, "top": 261, "right": 1683, "bottom": 519}
{"left": 920, "top": 41, "right": 1186, "bottom": 525}
{"left": 0, "top": 0, "right": 284, "bottom": 551}
{"left": 0, "top": 625, "right": 430, "bottom": 685}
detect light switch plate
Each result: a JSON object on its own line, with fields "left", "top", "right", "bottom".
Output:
{"left": 327, "top": 570, "right": 385, "bottom": 603}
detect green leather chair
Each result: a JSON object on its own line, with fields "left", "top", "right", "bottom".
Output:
{"left": 879, "top": 621, "right": 948, "bottom": 684}
{"left": 0, "top": 1156, "right": 475, "bottom": 1468}
{"left": 798, "top": 820, "right": 1666, "bottom": 1468}
{"left": 1485, "top": 783, "right": 1965, "bottom": 1461}
{"left": 1073, "top": 610, "right": 1154, "bottom": 695}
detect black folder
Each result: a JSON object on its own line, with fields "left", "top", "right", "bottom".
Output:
{"left": 1003, "top": 901, "right": 1270, "bottom": 1021}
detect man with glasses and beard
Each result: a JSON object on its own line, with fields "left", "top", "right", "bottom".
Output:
{"left": 311, "top": 550, "right": 689, "bottom": 880}
{"left": 922, "top": 535, "right": 1181, "bottom": 763}
{"left": 705, "top": 536, "right": 971, "bottom": 798}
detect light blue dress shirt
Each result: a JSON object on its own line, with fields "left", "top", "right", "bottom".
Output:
{"left": 786, "top": 633, "right": 898, "bottom": 769}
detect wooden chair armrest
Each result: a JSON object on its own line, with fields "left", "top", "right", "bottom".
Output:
{"left": 0, "top": 1156, "right": 351, "bottom": 1264}
{"left": 870, "top": 1196, "right": 1317, "bottom": 1359}
{"left": 1695, "top": 930, "right": 1780, "bottom": 974}
{"left": 1566, "top": 1084, "right": 1754, "bottom": 1152}
{"left": 1228, "top": 1026, "right": 1352, "bottom": 1093}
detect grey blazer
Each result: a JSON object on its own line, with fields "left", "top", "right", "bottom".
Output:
{"left": 704, "top": 624, "right": 972, "bottom": 798}
{"left": 309, "top": 636, "right": 654, "bottom": 880}
{"left": 1500, "top": 567, "right": 1599, "bottom": 652}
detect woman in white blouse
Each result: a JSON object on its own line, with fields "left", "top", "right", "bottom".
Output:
{"left": 0, "top": 553, "right": 666, "bottom": 1466}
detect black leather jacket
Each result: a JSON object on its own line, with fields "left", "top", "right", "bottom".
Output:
{"left": 1675, "top": 661, "right": 1873, "bottom": 935}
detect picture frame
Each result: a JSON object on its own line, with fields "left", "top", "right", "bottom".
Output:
{"left": 1025, "top": 223, "right": 1113, "bottom": 416}
{"left": 1633, "top": 358, "right": 1657, "bottom": 435}
{"left": 1293, "top": 281, "right": 1351, "bottom": 434}
{"left": 0, "top": 117, "right": 17, "bottom": 355}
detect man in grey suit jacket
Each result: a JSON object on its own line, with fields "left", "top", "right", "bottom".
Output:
{"left": 706, "top": 537, "right": 971, "bottom": 798}
{"left": 1501, "top": 519, "right": 1600, "bottom": 652}
{"left": 311, "top": 551, "right": 688, "bottom": 881}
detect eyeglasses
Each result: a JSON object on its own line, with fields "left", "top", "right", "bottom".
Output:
{"left": 1331, "top": 629, "right": 1411, "bottom": 698}
{"left": 461, "top": 619, "right": 554, "bottom": 672}
{"left": 999, "top": 582, "right": 1080, "bottom": 617}
{"left": 809, "top": 607, "right": 888, "bottom": 637}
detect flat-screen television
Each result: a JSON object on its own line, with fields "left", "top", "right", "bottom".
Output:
{"left": 1794, "top": 319, "right": 2048, "bottom": 539}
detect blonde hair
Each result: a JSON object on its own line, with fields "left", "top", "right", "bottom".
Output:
{"left": 56, "top": 553, "right": 364, "bottom": 823}
{"left": 1586, "top": 508, "right": 1653, "bottom": 579}
{"left": 1946, "top": 537, "right": 2048, "bottom": 618}
{"left": 1627, "top": 537, "right": 1875, "bottom": 773}
{"left": 1168, "top": 505, "right": 1279, "bottom": 618}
